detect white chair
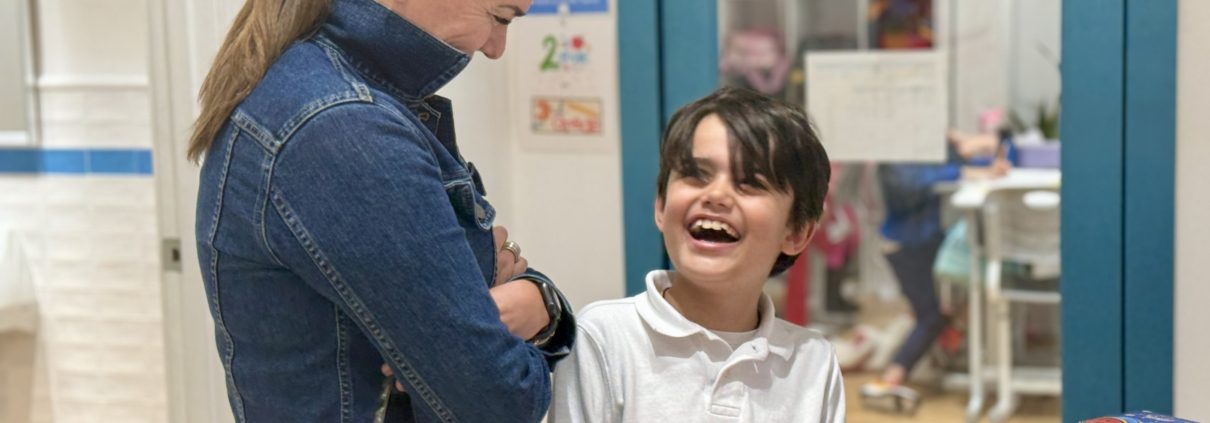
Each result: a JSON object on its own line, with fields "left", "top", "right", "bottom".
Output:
{"left": 948, "top": 169, "right": 1062, "bottom": 423}
{"left": 981, "top": 189, "right": 1061, "bottom": 422}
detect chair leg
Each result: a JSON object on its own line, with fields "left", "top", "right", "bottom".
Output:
{"left": 989, "top": 299, "right": 1018, "bottom": 423}
{"left": 964, "top": 211, "right": 985, "bottom": 423}
{"left": 965, "top": 272, "right": 984, "bottom": 423}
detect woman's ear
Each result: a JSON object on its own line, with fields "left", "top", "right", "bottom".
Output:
{"left": 781, "top": 221, "right": 818, "bottom": 256}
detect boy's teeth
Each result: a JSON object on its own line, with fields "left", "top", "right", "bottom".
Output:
{"left": 692, "top": 219, "right": 739, "bottom": 238}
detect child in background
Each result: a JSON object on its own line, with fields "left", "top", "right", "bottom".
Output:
{"left": 550, "top": 87, "right": 844, "bottom": 422}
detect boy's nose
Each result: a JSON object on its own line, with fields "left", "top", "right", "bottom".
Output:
{"left": 702, "top": 182, "right": 735, "bottom": 209}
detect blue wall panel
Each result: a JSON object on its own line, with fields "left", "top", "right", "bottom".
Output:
{"left": 1061, "top": 0, "right": 1127, "bottom": 420}
{"left": 619, "top": 0, "right": 665, "bottom": 295}
{"left": 1123, "top": 0, "right": 1176, "bottom": 413}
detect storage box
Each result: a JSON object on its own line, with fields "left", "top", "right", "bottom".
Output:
{"left": 1016, "top": 142, "right": 1061, "bottom": 169}
{"left": 1081, "top": 410, "right": 1199, "bottom": 423}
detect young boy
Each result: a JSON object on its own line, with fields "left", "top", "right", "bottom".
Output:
{"left": 550, "top": 87, "right": 844, "bottom": 422}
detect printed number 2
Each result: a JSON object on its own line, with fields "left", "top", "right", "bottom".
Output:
{"left": 541, "top": 35, "right": 559, "bottom": 71}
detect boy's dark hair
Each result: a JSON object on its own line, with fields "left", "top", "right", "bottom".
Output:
{"left": 656, "top": 87, "right": 831, "bottom": 276}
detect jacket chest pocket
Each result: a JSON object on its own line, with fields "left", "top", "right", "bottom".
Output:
{"left": 445, "top": 178, "right": 497, "bottom": 285}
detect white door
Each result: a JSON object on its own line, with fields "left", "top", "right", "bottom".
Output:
{"left": 148, "top": 0, "right": 242, "bottom": 421}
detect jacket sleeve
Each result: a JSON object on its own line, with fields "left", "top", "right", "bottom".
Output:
{"left": 268, "top": 101, "right": 553, "bottom": 423}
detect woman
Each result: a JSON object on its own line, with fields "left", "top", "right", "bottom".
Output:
{"left": 188, "top": 0, "right": 574, "bottom": 421}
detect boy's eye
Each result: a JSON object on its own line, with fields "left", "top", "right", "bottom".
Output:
{"left": 493, "top": 15, "right": 513, "bottom": 25}
{"left": 679, "top": 168, "right": 710, "bottom": 183}
{"left": 736, "top": 177, "right": 772, "bottom": 194}
{"left": 736, "top": 183, "right": 763, "bottom": 195}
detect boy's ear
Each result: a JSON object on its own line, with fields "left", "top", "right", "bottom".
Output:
{"left": 653, "top": 196, "right": 666, "bottom": 232}
{"left": 781, "top": 221, "right": 819, "bottom": 256}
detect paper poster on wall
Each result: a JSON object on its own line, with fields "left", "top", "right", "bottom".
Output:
{"left": 509, "top": 3, "right": 616, "bottom": 153}
{"left": 532, "top": 97, "right": 602, "bottom": 135}
{"left": 528, "top": 0, "right": 608, "bottom": 15}
{"left": 805, "top": 51, "right": 948, "bottom": 162}
{"left": 533, "top": 32, "right": 596, "bottom": 92}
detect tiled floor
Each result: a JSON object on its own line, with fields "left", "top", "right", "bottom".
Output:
{"left": 844, "top": 371, "right": 1061, "bottom": 423}
{"left": 831, "top": 290, "right": 1062, "bottom": 423}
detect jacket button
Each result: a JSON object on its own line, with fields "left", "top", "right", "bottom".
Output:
{"left": 417, "top": 112, "right": 430, "bottom": 121}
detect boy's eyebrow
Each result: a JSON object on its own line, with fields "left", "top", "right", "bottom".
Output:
{"left": 496, "top": 5, "right": 527, "bottom": 17}
{"left": 691, "top": 157, "right": 715, "bottom": 170}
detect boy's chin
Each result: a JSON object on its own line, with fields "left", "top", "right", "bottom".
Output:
{"left": 670, "top": 252, "right": 779, "bottom": 286}
{"left": 671, "top": 257, "right": 747, "bottom": 284}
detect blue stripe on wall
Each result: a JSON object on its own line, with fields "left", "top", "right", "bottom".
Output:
{"left": 618, "top": 0, "right": 665, "bottom": 296}
{"left": 0, "top": 149, "right": 42, "bottom": 173}
{"left": 1123, "top": 0, "right": 1176, "bottom": 413}
{"left": 1061, "top": 0, "right": 1127, "bottom": 420}
{"left": 0, "top": 148, "right": 153, "bottom": 175}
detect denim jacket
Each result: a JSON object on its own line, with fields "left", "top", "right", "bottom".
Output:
{"left": 194, "top": 0, "right": 574, "bottom": 421}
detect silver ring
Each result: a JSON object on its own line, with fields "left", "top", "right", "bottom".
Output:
{"left": 501, "top": 241, "right": 521, "bottom": 263}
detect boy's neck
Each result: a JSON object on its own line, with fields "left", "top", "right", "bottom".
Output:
{"left": 664, "top": 272, "right": 763, "bottom": 332}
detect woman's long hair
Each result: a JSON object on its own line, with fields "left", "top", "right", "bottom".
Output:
{"left": 187, "top": 0, "right": 332, "bottom": 162}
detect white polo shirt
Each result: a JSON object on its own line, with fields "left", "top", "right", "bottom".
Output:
{"left": 550, "top": 270, "right": 846, "bottom": 423}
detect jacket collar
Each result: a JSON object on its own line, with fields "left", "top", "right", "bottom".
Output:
{"left": 319, "top": 0, "right": 471, "bottom": 100}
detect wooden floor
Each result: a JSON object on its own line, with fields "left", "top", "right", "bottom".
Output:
{"left": 843, "top": 371, "right": 1061, "bottom": 422}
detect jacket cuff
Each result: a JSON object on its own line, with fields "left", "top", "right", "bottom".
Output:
{"left": 512, "top": 269, "right": 576, "bottom": 366}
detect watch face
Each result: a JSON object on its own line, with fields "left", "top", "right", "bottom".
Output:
{"left": 541, "top": 283, "right": 560, "bottom": 313}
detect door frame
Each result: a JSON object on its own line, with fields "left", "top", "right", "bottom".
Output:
{"left": 147, "top": 0, "right": 239, "bottom": 421}
{"left": 616, "top": 0, "right": 1179, "bottom": 419}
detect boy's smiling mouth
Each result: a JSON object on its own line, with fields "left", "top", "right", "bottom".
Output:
{"left": 688, "top": 218, "right": 741, "bottom": 243}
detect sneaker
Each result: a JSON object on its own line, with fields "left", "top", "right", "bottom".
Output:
{"left": 860, "top": 382, "right": 922, "bottom": 415}
{"left": 832, "top": 325, "right": 877, "bottom": 371}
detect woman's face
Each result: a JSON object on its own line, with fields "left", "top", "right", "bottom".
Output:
{"left": 382, "top": 0, "right": 533, "bottom": 59}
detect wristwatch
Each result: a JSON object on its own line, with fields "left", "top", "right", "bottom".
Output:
{"left": 525, "top": 278, "right": 562, "bottom": 347}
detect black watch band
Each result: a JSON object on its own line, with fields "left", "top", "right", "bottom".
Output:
{"left": 526, "top": 278, "right": 561, "bottom": 346}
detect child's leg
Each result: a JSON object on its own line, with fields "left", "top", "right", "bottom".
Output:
{"left": 884, "top": 235, "right": 947, "bottom": 380}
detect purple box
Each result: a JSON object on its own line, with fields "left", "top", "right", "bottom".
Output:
{"left": 1082, "top": 410, "right": 1199, "bottom": 423}
{"left": 1016, "top": 143, "right": 1061, "bottom": 169}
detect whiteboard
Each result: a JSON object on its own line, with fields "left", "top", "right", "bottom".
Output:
{"left": 805, "top": 51, "right": 948, "bottom": 162}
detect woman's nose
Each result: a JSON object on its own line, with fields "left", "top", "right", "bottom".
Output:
{"left": 480, "top": 28, "right": 508, "bottom": 59}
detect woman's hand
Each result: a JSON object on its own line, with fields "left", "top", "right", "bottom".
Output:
{"left": 381, "top": 364, "right": 405, "bottom": 392}
{"left": 490, "top": 280, "right": 550, "bottom": 340}
{"left": 492, "top": 226, "right": 528, "bottom": 286}
{"left": 489, "top": 226, "right": 550, "bottom": 340}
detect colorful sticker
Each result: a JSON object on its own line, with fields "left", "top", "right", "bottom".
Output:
{"left": 531, "top": 97, "right": 602, "bottom": 135}
{"left": 539, "top": 33, "right": 591, "bottom": 72}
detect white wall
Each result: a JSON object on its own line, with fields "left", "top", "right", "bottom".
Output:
{"left": 506, "top": 8, "right": 626, "bottom": 309}
{"left": 1174, "top": 0, "right": 1210, "bottom": 419}
{"left": 1008, "top": 0, "right": 1062, "bottom": 126}
{"left": 951, "top": 0, "right": 1009, "bottom": 131}
{"left": 442, "top": 9, "right": 626, "bottom": 309}
{"left": 0, "top": 0, "right": 167, "bottom": 422}
{"left": 0, "top": 0, "right": 29, "bottom": 132}
{"left": 438, "top": 57, "right": 516, "bottom": 225}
